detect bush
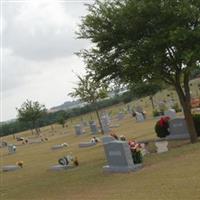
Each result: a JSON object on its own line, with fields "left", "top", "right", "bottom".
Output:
{"left": 193, "top": 114, "right": 200, "bottom": 137}
{"left": 154, "top": 117, "right": 170, "bottom": 138}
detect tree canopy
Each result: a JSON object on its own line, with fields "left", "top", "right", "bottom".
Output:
{"left": 16, "top": 100, "right": 46, "bottom": 134}
{"left": 78, "top": 0, "right": 200, "bottom": 142}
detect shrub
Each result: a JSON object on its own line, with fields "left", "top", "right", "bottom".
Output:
{"left": 193, "top": 114, "right": 200, "bottom": 137}
{"left": 155, "top": 116, "right": 170, "bottom": 138}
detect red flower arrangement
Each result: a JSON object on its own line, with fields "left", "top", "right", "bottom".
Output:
{"left": 155, "top": 116, "right": 170, "bottom": 138}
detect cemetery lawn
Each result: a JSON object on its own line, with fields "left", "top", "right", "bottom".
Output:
{"left": 1, "top": 113, "right": 200, "bottom": 200}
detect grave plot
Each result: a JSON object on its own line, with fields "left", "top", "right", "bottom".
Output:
{"left": 103, "top": 140, "right": 142, "bottom": 173}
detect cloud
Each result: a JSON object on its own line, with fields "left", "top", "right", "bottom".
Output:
{"left": 4, "top": 0, "right": 89, "bottom": 60}
{"left": 2, "top": 0, "right": 94, "bottom": 121}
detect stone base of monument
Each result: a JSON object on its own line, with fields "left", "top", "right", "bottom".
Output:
{"left": 79, "top": 142, "right": 96, "bottom": 148}
{"left": 49, "top": 165, "right": 74, "bottom": 171}
{"left": 166, "top": 134, "right": 190, "bottom": 140}
{"left": 155, "top": 141, "right": 168, "bottom": 153}
{"left": 1, "top": 165, "right": 21, "bottom": 172}
{"left": 103, "top": 164, "right": 143, "bottom": 173}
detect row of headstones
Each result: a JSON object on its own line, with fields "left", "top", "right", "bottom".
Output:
{"left": 75, "top": 112, "right": 120, "bottom": 136}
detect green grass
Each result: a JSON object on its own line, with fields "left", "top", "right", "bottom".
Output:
{"left": 1, "top": 78, "right": 200, "bottom": 200}
{"left": 1, "top": 111, "right": 200, "bottom": 200}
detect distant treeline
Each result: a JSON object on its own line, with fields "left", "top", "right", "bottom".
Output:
{"left": 0, "top": 91, "right": 134, "bottom": 137}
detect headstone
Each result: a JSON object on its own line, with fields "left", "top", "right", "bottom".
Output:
{"left": 49, "top": 165, "right": 74, "bottom": 171}
{"left": 74, "top": 124, "right": 83, "bottom": 136}
{"left": 101, "top": 116, "right": 110, "bottom": 133}
{"left": 89, "top": 121, "right": 98, "bottom": 134}
{"left": 166, "top": 118, "right": 190, "bottom": 139}
{"left": 51, "top": 143, "right": 68, "bottom": 150}
{"left": 79, "top": 142, "right": 96, "bottom": 148}
{"left": 155, "top": 141, "right": 168, "bottom": 153}
{"left": 28, "top": 139, "right": 42, "bottom": 144}
{"left": 164, "top": 109, "right": 176, "bottom": 119}
{"left": 103, "top": 140, "right": 142, "bottom": 173}
{"left": 2, "top": 165, "right": 20, "bottom": 172}
{"left": 135, "top": 112, "right": 145, "bottom": 122}
{"left": 8, "top": 144, "right": 16, "bottom": 154}
{"left": 102, "top": 135, "right": 115, "bottom": 144}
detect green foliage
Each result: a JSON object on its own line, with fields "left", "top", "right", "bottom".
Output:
{"left": 131, "top": 151, "right": 143, "bottom": 164}
{"left": 78, "top": 0, "right": 200, "bottom": 142}
{"left": 129, "top": 82, "right": 163, "bottom": 99}
{"left": 69, "top": 74, "right": 108, "bottom": 104}
{"left": 16, "top": 100, "right": 46, "bottom": 131}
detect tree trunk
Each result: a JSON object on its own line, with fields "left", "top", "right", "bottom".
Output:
{"left": 175, "top": 84, "right": 198, "bottom": 143}
{"left": 95, "top": 108, "right": 104, "bottom": 134}
{"left": 149, "top": 96, "right": 155, "bottom": 110}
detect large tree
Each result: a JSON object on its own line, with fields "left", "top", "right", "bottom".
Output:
{"left": 78, "top": 0, "right": 200, "bottom": 143}
{"left": 16, "top": 100, "right": 46, "bottom": 134}
{"left": 69, "top": 74, "right": 108, "bottom": 134}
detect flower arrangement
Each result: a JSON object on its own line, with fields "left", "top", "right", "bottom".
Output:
{"left": 155, "top": 116, "right": 170, "bottom": 138}
{"left": 16, "top": 161, "right": 23, "bottom": 168}
{"left": 128, "top": 141, "right": 143, "bottom": 164}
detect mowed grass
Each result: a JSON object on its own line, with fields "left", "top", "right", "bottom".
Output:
{"left": 1, "top": 110, "right": 200, "bottom": 200}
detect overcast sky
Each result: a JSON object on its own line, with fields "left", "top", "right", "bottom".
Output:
{"left": 1, "top": 0, "right": 95, "bottom": 121}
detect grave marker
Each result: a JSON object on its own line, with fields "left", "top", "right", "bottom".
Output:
{"left": 166, "top": 118, "right": 190, "bottom": 139}
{"left": 103, "top": 140, "right": 142, "bottom": 172}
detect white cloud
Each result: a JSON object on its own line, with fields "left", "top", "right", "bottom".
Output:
{"left": 1, "top": 0, "right": 93, "bottom": 121}
{"left": 5, "top": 0, "right": 89, "bottom": 60}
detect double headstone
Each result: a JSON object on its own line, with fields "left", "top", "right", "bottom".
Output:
{"left": 103, "top": 140, "right": 142, "bottom": 173}
{"left": 166, "top": 118, "right": 190, "bottom": 139}
{"left": 74, "top": 124, "right": 83, "bottom": 136}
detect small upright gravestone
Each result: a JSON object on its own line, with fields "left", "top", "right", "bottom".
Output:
{"left": 8, "top": 144, "right": 16, "bottom": 154}
{"left": 166, "top": 118, "right": 190, "bottom": 139}
{"left": 89, "top": 121, "right": 98, "bottom": 135}
{"left": 135, "top": 112, "right": 145, "bottom": 122}
{"left": 101, "top": 116, "right": 110, "bottom": 133}
{"left": 103, "top": 140, "right": 142, "bottom": 173}
{"left": 164, "top": 109, "right": 176, "bottom": 119}
{"left": 74, "top": 124, "right": 83, "bottom": 136}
